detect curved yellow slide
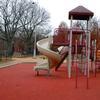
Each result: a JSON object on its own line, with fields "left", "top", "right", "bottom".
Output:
{"left": 34, "top": 37, "right": 61, "bottom": 75}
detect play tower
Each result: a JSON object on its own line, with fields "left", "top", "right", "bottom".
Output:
{"left": 68, "top": 6, "right": 94, "bottom": 78}
{"left": 34, "top": 6, "right": 94, "bottom": 78}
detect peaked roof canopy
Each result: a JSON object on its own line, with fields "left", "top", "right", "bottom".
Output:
{"left": 69, "top": 6, "right": 94, "bottom": 20}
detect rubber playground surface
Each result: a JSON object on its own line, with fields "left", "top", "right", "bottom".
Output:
{"left": 0, "top": 57, "right": 100, "bottom": 100}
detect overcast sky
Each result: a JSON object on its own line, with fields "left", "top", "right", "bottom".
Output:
{"left": 33, "top": 0, "right": 100, "bottom": 28}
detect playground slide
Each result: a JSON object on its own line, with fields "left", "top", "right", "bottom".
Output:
{"left": 34, "top": 37, "right": 62, "bottom": 75}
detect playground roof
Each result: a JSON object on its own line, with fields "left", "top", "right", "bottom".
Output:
{"left": 69, "top": 6, "right": 94, "bottom": 20}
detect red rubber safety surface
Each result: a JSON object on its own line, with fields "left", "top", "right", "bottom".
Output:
{"left": 0, "top": 63, "right": 100, "bottom": 100}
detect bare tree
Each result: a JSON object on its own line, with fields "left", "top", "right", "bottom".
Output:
{"left": 73, "top": 20, "right": 86, "bottom": 30}
{"left": 18, "top": 1, "right": 51, "bottom": 54}
{"left": 0, "top": 0, "right": 51, "bottom": 55}
{"left": 0, "top": 0, "right": 27, "bottom": 55}
{"left": 90, "top": 17, "right": 99, "bottom": 34}
{"left": 58, "top": 21, "right": 68, "bottom": 28}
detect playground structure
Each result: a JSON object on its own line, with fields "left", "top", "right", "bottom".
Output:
{"left": 68, "top": 5, "right": 94, "bottom": 78}
{"left": 34, "top": 37, "right": 61, "bottom": 75}
{"left": 34, "top": 37, "right": 68, "bottom": 75}
{"left": 34, "top": 6, "right": 100, "bottom": 79}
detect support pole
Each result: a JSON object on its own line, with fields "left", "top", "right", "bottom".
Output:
{"left": 86, "top": 17, "right": 91, "bottom": 89}
{"left": 94, "top": 40, "right": 97, "bottom": 77}
{"left": 33, "top": 32, "right": 37, "bottom": 57}
{"left": 86, "top": 21, "right": 88, "bottom": 76}
{"left": 87, "top": 17, "right": 91, "bottom": 78}
{"left": 68, "top": 15, "right": 73, "bottom": 78}
{"left": 75, "top": 40, "right": 78, "bottom": 88}
{"left": 86, "top": 20, "right": 89, "bottom": 89}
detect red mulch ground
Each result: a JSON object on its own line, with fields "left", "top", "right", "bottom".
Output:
{"left": 0, "top": 63, "right": 100, "bottom": 100}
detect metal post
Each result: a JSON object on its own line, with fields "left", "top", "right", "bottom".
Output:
{"left": 87, "top": 17, "right": 91, "bottom": 78}
{"left": 33, "top": 32, "right": 36, "bottom": 57}
{"left": 68, "top": 15, "right": 73, "bottom": 78}
{"left": 94, "top": 40, "right": 97, "bottom": 77}
{"left": 86, "top": 17, "right": 91, "bottom": 89}
{"left": 32, "top": 2, "right": 36, "bottom": 57}
{"left": 75, "top": 40, "right": 78, "bottom": 88}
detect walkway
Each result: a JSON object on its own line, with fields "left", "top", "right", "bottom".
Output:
{"left": 0, "top": 55, "right": 47, "bottom": 68}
